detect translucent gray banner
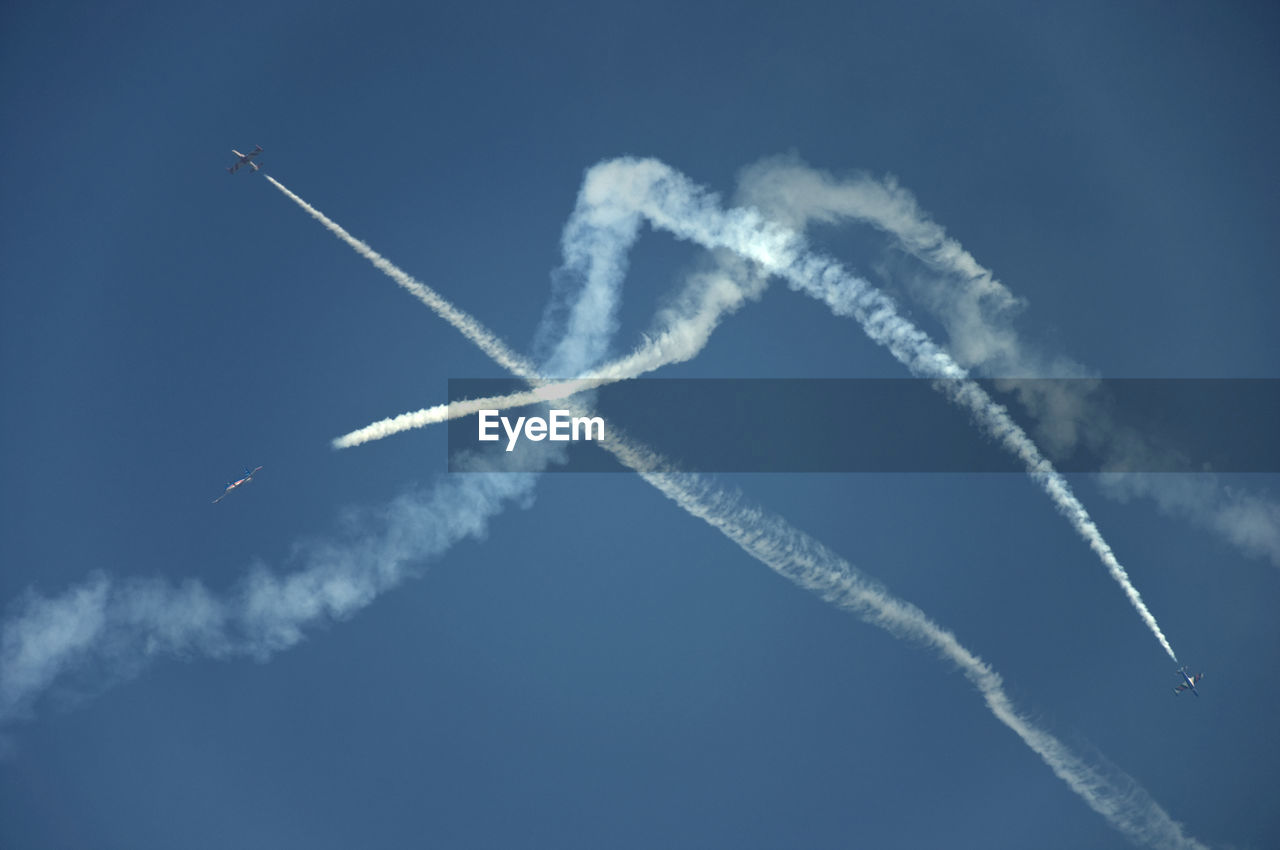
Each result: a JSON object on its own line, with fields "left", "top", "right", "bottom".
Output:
{"left": 446, "top": 379, "right": 1280, "bottom": 473}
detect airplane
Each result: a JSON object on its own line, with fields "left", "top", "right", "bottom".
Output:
{"left": 226, "top": 145, "right": 263, "bottom": 174}
{"left": 1173, "top": 665, "right": 1204, "bottom": 697}
{"left": 213, "top": 466, "right": 264, "bottom": 503}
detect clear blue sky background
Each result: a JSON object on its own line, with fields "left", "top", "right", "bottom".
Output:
{"left": 2, "top": 2, "right": 1277, "bottom": 848}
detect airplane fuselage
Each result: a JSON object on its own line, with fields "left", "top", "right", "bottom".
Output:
{"left": 227, "top": 146, "right": 263, "bottom": 174}
{"left": 213, "top": 466, "right": 263, "bottom": 502}
{"left": 1175, "top": 667, "right": 1202, "bottom": 696}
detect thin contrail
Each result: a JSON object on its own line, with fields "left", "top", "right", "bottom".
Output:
{"left": 608, "top": 435, "right": 1205, "bottom": 850}
{"left": 266, "top": 175, "right": 535, "bottom": 381}
{"left": 570, "top": 158, "right": 1179, "bottom": 664}
{"left": 277, "top": 173, "right": 1202, "bottom": 846}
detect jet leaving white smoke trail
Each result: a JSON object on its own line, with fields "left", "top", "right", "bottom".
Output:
{"left": 275, "top": 174, "right": 1202, "bottom": 847}
{"left": 565, "top": 158, "right": 1180, "bottom": 665}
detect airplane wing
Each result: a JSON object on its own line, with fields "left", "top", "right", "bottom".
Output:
{"left": 213, "top": 467, "right": 261, "bottom": 502}
{"left": 1173, "top": 674, "right": 1204, "bottom": 696}
{"left": 227, "top": 148, "right": 262, "bottom": 174}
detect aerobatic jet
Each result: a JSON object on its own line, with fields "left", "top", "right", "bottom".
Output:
{"left": 226, "top": 145, "right": 263, "bottom": 174}
{"left": 213, "top": 466, "right": 264, "bottom": 503}
{"left": 1173, "top": 666, "right": 1204, "bottom": 697}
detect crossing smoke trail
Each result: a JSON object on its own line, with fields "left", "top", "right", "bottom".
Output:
{"left": 331, "top": 246, "right": 768, "bottom": 447}
{"left": 331, "top": 298, "right": 758, "bottom": 448}
{"left": 0, "top": 181, "right": 584, "bottom": 731}
{"left": 565, "top": 158, "right": 1179, "bottom": 665}
{"left": 274, "top": 174, "right": 1203, "bottom": 847}
{"left": 733, "top": 156, "right": 1024, "bottom": 369}
{"left": 335, "top": 381, "right": 600, "bottom": 449}
{"left": 737, "top": 156, "right": 1280, "bottom": 569}
{"left": 0, "top": 178, "right": 755, "bottom": 731}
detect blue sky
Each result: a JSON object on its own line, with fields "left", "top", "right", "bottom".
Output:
{"left": 2, "top": 2, "right": 1278, "bottom": 848}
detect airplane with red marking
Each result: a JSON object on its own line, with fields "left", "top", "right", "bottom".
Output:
{"left": 1173, "top": 666, "right": 1204, "bottom": 697}
{"left": 227, "top": 145, "right": 263, "bottom": 174}
{"left": 213, "top": 466, "right": 263, "bottom": 503}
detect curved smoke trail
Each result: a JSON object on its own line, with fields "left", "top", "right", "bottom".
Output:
{"left": 570, "top": 158, "right": 1179, "bottom": 664}
{"left": 737, "top": 156, "right": 1280, "bottom": 570}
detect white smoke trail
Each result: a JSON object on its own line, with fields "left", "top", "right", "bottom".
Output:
{"left": 335, "top": 381, "right": 599, "bottom": 449}
{"left": 0, "top": 177, "right": 607, "bottom": 727}
{"left": 569, "top": 158, "right": 1179, "bottom": 664}
{"left": 331, "top": 158, "right": 1179, "bottom": 662}
{"left": 1, "top": 170, "right": 663, "bottom": 725}
{"left": 738, "top": 156, "right": 1280, "bottom": 569}
{"left": 734, "top": 156, "right": 1025, "bottom": 371}
{"left": 0, "top": 466, "right": 541, "bottom": 725}
{"left": 274, "top": 173, "right": 772, "bottom": 453}
{"left": 333, "top": 249, "right": 769, "bottom": 447}
{"left": 266, "top": 176, "right": 536, "bottom": 381}
{"left": 285, "top": 172, "right": 1203, "bottom": 847}
{"left": 606, "top": 435, "right": 1204, "bottom": 850}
